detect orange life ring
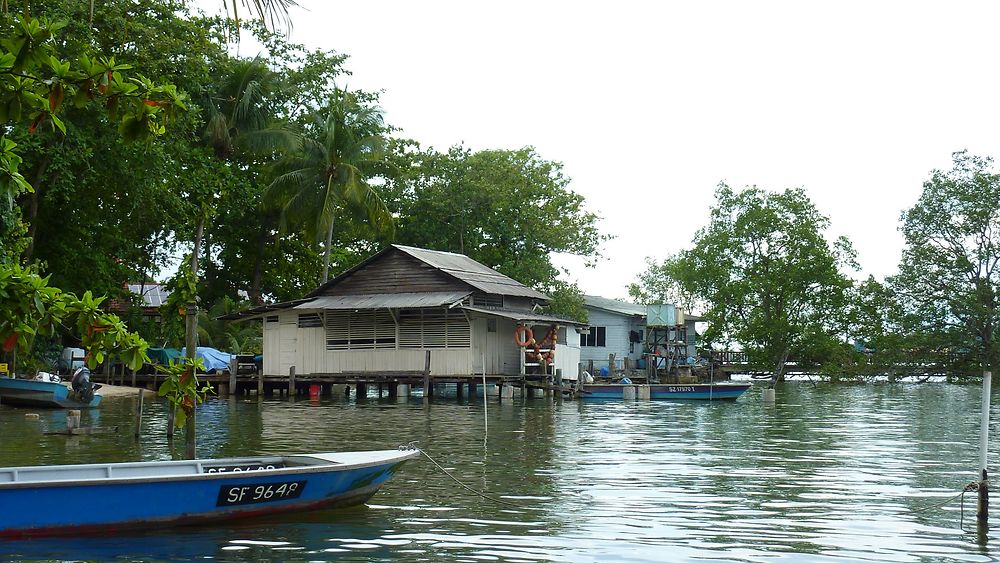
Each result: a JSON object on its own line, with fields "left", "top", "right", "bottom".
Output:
{"left": 514, "top": 325, "right": 535, "bottom": 347}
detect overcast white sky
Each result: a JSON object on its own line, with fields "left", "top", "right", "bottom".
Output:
{"left": 207, "top": 0, "right": 1000, "bottom": 301}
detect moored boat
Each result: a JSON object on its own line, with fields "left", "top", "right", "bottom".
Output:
{"left": 0, "top": 448, "right": 419, "bottom": 538}
{"left": 581, "top": 382, "right": 751, "bottom": 400}
{"left": 0, "top": 375, "right": 101, "bottom": 408}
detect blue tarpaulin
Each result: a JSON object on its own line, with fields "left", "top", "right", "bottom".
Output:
{"left": 180, "top": 347, "right": 235, "bottom": 373}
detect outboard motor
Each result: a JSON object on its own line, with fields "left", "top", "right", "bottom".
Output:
{"left": 71, "top": 367, "right": 100, "bottom": 403}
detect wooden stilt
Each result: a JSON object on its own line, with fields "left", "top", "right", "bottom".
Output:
{"left": 423, "top": 350, "right": 432, "bottom": 402}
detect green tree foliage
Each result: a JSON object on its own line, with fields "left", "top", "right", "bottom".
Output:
{"left": 0, "top": 263, "right": 149, "bottom": 373}
{"left": 671, "top": 184, "right": 856, "bottom": 383}
{"left": 7, "top": 1, "right": 204, "bottom": 293}
{"left": 390, "top": 144, "right": 608, "bottom": 292}
{"left": 201, "top": 30, "right": 350, "bottom": 304}
{"left": 627, "top": 256, "right": 701, "bottom": 312}
{"left": 893, "top": 151, "right": 1000, "bottom": 373}
{"left": 542, "top": 281, "right": 588, "bottom": 323}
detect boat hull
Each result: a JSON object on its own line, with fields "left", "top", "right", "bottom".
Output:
{"left": 581, "top": 383, "right": 751, "bottom": 400}
{"left": 0, "top": 377, "right": 101, "bottom": 408}
{"left": 0, "top": 449, "right": 417, "bottom": 538}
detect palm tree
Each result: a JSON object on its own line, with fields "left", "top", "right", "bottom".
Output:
{"left": 265, "top": 91, "right": 394, "bottom": 282}
{"left": 222, "top": 0, "right": 298, "bottom": 32}
{"left": 203, "top": 57, "right": 293, "bottom": 160}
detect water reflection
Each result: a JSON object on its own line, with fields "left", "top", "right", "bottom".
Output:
{"left": 1, "top": 384, "right": 1000, "bottom": 561}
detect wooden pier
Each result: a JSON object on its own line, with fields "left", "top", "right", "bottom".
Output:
{"left": 115, "top": 369, "right": 560, "bottom": 400}
{"left": 97, "top": 349, "right": 587, "bottom": 401}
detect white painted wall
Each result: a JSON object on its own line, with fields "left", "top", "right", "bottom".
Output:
{"left": 554, "top": 326, "right": 581, "bottom": 381}
{"left": 578, "top": 308, "right": 644, "bottom": 365}
{"left": 264, "top": 311, "right": 582, "bottom": 378}
{"left": 263, "top": 319, "right": 280, "bottom": 375}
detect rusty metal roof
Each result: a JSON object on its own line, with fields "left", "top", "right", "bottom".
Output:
{"left": 295, "top": 291, "right": 472, "bottom": 310}
{"left": 393, "top": 245, "right": 549, "bottom": 300}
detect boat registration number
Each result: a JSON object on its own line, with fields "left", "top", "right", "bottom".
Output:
{"left": 667, "top": 386, "right": 696, "bottom": 392}
{"left": 217, "top": 480, "right": 306, "bottom": 506}
{"left": 204, "top": 463, "right": 284, "bottom": 474}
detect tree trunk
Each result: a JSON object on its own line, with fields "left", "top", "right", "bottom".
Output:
{"left": 21, "top": 154, "right": 51, "bottom": 263}
{"left": 249, "top": 221, "right": 269, "bottom": 304}
{"left": 322, "top": 218, "right": 334, "bottom": 282}
{"left": 770, "top": 348, "right": 790, "bottom": 387}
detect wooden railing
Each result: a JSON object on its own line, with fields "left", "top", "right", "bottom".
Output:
{"left": 710, "top": 350, "right": 748, "bottom": 365}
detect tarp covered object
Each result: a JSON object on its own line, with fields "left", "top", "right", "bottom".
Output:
{"left": 180, "top": 347, "right": 235, "bottom": 372}
{"left": 147, "top": 347, "right": 182, "bottom": 365}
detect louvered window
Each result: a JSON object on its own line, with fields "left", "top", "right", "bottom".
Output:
{"left": 374, "top": 310, "right": 396, "bottom": 348}
{"left": 265, "top": 315, "right": 279, "bottom": 324}
{"left": 298, "top": 313, "right": 323, "bottom": 328}
{"left": 471, "top": 293, "right": 503, "bottom": 308}
{"left": 326, "top": 310, "right": 397, "bottom": 350}
{"left": 398, "top": 308, "right": 470, "bottom": 349}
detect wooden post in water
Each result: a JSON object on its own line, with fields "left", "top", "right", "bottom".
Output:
{"left": 979, "top": 370, "right": 992, "bottom": 529}
{"left": 228, "top": 357, "right": 237, "bottom": 397}
{"left": 288, "top": 366, "right": 296, "bottom": 398}
{"left": 134, "top": 388, "right": 144, "bottom": 439}
{"left": 183, "top": 304, "right": 198, "bottom": 460}
{"left": 257, "top": 365, "right": 264, "bottom": 397}
{"left": 423, "top": 350, "right": 432, "bottom": 401}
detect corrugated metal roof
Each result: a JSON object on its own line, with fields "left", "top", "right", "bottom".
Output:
{"left": 460, "top": 305, "right": 587, "bottom": 326}
{"left": 394, "top": 245, "right": 549, "bottom": 300}
{"left": 296, "top": 291, "right": 472, "bottom": 310}
{"left": 584, "top": 295, "right": 646, "bottom": 317}
{"left": 128, "top": 283, "right": 172, "bottom": 307}
{"left": 217, "top": 298, "right": 313, "bottom": 321}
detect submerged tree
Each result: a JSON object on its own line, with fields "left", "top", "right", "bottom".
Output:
{"left": 671, "top": 184, "right": 856, "bottom": 384}
{"left": 894, "top": 151, "right": 1000, "bottom": 374}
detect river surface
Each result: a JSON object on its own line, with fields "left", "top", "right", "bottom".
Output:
{"left": 1, "top": 383, "right": 999, "bottom": 562}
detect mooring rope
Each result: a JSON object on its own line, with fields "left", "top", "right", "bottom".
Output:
{"left": 402, "top": 443, "right": 521, "bottom": 508}
{"left": 908, "top": 481, "right": 981, "bottom": 529}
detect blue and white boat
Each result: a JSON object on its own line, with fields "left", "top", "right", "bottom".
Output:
{"left": 0, "top": 375, "right": 101, "bottom": 408}
{"left": 581, "top": 382, "right": 751, "bottom": 400}
{"left": 0, "top": 449, "right": 418, "bottom": 538}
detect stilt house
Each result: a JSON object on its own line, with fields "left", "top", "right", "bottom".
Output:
{"left": 235, "top": 245, "right": 583, "bottom": 380}
{"left": 580, "top": 295, "right": 647, "bottom": 371}
{"left": 580, "top": 296, "right": 706, "bottom": 373}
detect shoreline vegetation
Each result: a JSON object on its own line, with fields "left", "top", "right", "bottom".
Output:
{"left": 1, "top": 1, "right": 998, "bottom": 413}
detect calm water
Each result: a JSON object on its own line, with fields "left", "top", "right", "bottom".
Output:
{"left": 1, "top": 383, "right": 999, "bottom": 562}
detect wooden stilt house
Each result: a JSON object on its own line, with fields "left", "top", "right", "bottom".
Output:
{"left": 230, "top": 245, "right": 583, "bottom": 380}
